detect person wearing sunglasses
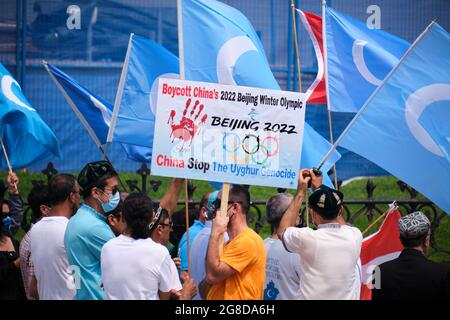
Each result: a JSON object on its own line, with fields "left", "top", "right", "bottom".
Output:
{"left": 178, "top": 193, "right": 210, "bottom": 283}
{"left": 150, "top": 208, "right": 173, "bottom": 247}
{"left": 199, "top": 185, "right": 266, "bottom": 300}
{"left": 64, "top": 160, "right": 120, "bottom": 300}
{"left": 190, "top": 191, "right": 229, "bottom": 300}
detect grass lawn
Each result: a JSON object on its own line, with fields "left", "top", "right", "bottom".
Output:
{"left": 3, "top": 171, "right": 449, "bottom": 262}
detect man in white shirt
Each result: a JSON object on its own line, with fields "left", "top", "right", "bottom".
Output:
{"left": 30, "top": 174, "right": 81, "bottom": 300}
{"left": 101, "top": 193, "right": 196, "bottom": 300}
{"left": 277, "top": 169, "right": 362, "bottom": 300}
{"left": 264, "top": 193, "right": 302, "bottom": 300}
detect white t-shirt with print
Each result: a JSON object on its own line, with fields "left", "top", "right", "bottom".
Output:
{"left": 101, "top": 235, "right": 182, "bottom": 300}
{"left": 264, "top": 237, "right": 302, "bottom": 300}
{"left": 282, "top": 224, "right": 362, "bottom": 300}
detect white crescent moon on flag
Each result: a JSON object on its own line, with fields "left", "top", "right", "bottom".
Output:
{"left": 89, "top": 94, "right": 112, "bottom": 127}
{"left": 352, "top": 40, "right": 383, "bottom": 87}
{"left": 150, "top": 73, "right": 179, "bottom": 115}
{"left": 405, "top": 83, "right": 450, "bottom": 157}
{"left": 216, "top": 35, "right": 258, "bottom": 85}
{"left": 1, "top": 75, "right": 36, "bottom": 111}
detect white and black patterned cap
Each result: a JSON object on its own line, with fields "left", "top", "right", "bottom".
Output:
{"left": 308, "top": 185, "right": 344, "bottom": 217}
{"left": 398, "top": 211, "right": 431, "bottom": 239}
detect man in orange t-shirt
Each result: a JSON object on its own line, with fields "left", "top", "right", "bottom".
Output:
{"left": 199, "top": 185, "right": 266, "bottom": 300}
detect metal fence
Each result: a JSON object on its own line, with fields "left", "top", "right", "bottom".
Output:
{"left": 6, "top": 161, "right": 448, "bottom": 260}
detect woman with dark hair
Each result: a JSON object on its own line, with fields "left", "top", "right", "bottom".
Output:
{"left": 100, "top": 192, "right": 196, "bottom": 300}
{"left": 0, "top": 214, "right": 26, "bottom": 299}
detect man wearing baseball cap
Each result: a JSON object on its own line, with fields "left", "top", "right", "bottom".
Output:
{"left": 277, "top": 169, "right": 363, "bottom": 300}
{"left": 372, "top": 211, "right": 450, "bottom": 300}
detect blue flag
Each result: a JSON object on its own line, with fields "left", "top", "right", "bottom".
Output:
{"left": 0, "top": 64, "right": 60, "bottom": 169}
{"left": 340, "top": 23, "right": 450, "bottom": 214}
{"left": 325, "top": 7, "right": 410, "bottom": 112}
{"left": 421, "top": 99, "right": 450, "bottom": 162}
{"left": 45, "top": 63, "right": 151, "bottom": 162}
{"left": 181, "top": 0, "right": 341, "bottom": 187}
{"left": 108, "top": 34, "right": 179, "bottom": 154}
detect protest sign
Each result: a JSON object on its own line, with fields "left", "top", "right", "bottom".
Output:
{"left": 151, "top": 78, "right": 306, "bottom": 189}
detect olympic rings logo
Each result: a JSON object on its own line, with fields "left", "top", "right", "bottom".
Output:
{"left": 222, "top": 132, "right": 280, "bottom": 166}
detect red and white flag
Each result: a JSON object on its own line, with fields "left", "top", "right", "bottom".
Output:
{"left": 359, "top": 206, "right": 404, "bottom": 300}
{"left": 296, "top": 9, "right": 327, "bottom": 105}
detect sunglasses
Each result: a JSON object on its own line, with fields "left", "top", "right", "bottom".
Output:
{"left": 159, "top": 221, "right": 174, "bottom": 229}
{"left": 99, "top": 186, "right": 120, "bottom": 196}
{"left": 206, "top": 199, "right": 242, "bottom": 216}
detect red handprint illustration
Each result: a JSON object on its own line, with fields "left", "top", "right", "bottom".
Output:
{"left": 167, "top": 98, "right": 208, "bottom": 147}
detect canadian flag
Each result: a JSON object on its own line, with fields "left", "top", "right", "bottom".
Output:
{"left": 359, "top": 207, "right": 404, "bottom": 300}
{"left": 296, "top": 9, "right": 327, "bottom": 105}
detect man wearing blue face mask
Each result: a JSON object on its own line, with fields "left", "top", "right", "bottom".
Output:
{"left": 64, "top": 160, "right": 120, "bottom": 300}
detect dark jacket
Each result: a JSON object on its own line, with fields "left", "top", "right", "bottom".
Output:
{"left": 7, "top": 192, "right": 25, "bottom": 235}
{"left": 372, "top": 249, "right": 450, "bottom": 300}
{"left": 0, "top": 236, "right": 27, "bottom": 300}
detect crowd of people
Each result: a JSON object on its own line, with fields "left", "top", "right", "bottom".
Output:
{"left": 0, "top": 160, "right": 449, "bottom": 300}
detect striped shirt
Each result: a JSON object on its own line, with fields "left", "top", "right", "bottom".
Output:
{"left": 19, "top": 230, "right": 35, "bottom": 300}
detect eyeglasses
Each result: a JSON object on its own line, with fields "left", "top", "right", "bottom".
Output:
{"left": 149, "top": 207, "right": 166, "bottom": 230}
{"left": 159, "top": 222, "right": 173, "bottom": 229}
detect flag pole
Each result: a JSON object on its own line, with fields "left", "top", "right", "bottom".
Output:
{"left": 1, "top": 139, "right": 18, "bottom": 190}
{"left": 184, "top": 179, "right": 191, "bottom": 276}
{"left": 316, "top": 20, "right": 436, "bottom": 171}
{"left": 362, "top": 202, "right": 397, "bottom": 236}
{"left": 290, "top": 0, "right": 302, "bottom": 93}
{"left": 43, "top": 61, "right": 128, "bottom": 193}
{"left": 362, "top": 212, "right": 386, "bottom": 236}
{"left": 177, "top": 0, "right": 195, "bottom": 276}
{"left": 43, "top": 61, "right": 104, "bottom": 151}
{"left": 105, "top": 33, "right": 134, "bottom": 160}
{"left": 321, "top": 0, "right": 339, "bottom": 189}
{"left": 290, "top": 0, "right": 309, "bottom": 227}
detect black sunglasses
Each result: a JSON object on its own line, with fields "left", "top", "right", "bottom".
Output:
{"left": 159, "top": 221, "right": 174, "bottom": 229}
{"left": 99, "top": 186, "right": 120, "bottom": 195}
{"left": 208, "top": 199, "right": 243, "bottom": 213}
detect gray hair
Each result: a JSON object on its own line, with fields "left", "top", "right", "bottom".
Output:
{"left": 266, "top": 193, "right": 293, "bottom": 225}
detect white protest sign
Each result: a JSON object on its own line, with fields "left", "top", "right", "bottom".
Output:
{"left": 151, "top": 78, "right": 306, "bottom": 189}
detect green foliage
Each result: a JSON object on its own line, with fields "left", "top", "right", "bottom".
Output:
{"left": 2, "top": 172, "right": 448, "bottom": 262}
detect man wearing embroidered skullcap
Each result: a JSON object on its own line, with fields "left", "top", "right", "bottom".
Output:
{"left": 277, "top": 169, "right": 363, "bottom": 300}
{"left": 372, "top": 211, "right": 450, "bottom": 300}
{"left": 64, "top": 160, "right": 184, "bottom": 300}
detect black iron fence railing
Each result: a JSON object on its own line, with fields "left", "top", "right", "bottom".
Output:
{"left": 5, "top": 162, "right": 448, "bottom": 259}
